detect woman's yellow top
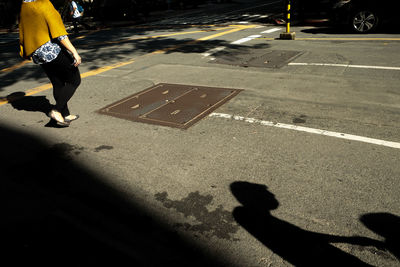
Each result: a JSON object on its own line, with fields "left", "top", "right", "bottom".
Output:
{"left": 19, "top": 0, "right": 68, "bottom": 58}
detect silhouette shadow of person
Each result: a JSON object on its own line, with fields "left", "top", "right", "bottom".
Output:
{"left": 9, "top": 94, "right": 53, "bottom": 114}
{"left": 230, "top": 181, "right": 385, "bottom": 267}
{"left": 7, "top": 92, "right": 66, "bottom": 127}
{"left": 360, "top": 213, "right": 399, "bottom": 260}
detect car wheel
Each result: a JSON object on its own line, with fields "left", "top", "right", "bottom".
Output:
{"left": 351, "top": 10, "right": 378, "bottom": 33}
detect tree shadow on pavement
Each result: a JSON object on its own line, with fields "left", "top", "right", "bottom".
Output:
{"left": 79, "top": 37, "right": 271, "bottom": 69}
{"left": 0, "top": 63, "right": 47, "bottom": 92}
{"left": 230, "top": 181, "right": 391, "bottom": 267}
{"left": 1, "top": 0, "right": 279, "bottom": 90}
{"left": 0, "top": 125, "right": 225, "bottom": 267}
{"left": 1, "top": 32, "right": 271, "bottom": 91}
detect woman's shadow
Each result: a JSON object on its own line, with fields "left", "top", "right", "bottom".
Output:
{"left": 6, "top": 92, "right": 62, "bottom": 127}
{"left": 360, "top": 212, "right": 399, "bottom": 260}
{"left": 230, "top": 181, "right": 387, "bottom": 267}
{"left": 7, "top": 92, "right": 52, "bottom": 114}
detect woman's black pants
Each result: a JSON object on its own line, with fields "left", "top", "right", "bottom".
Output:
{"left": 41, "top": 50, "right": 81, "bottom": 117}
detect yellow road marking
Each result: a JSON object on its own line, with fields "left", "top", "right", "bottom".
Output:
{"left": 101, "top": 24, "right": 221, "bottom": 31}
{"left": 0, "top": 59, "right": 136, "bottom": 106}
{"left": 1, "top": 25, "right": 254, "bottom": 106}
{"left": 79, "top": 26, "right": 233, "bottom": 47}
{"left": 1, "top": 26, "right": 234, "bottom": 73}
{"left": 1, "top": 60, "right": 31, "bottom": 73}
{"left": 80, "top": 60, "right": 136, "bottom": 78}
{"left": 200, "top": 25, "right": 256, "bottom": 40}
{"left": 152, "top": 25, "right": 256, "bottom": 54}
{"left": 71, "top": 28, "right": 102, "bottom": 41}
{"left": 0, "top": 30, "right": 100, "bottom": 74}
{"left": 80, "top": 29, "right": 220, "bottom": 47}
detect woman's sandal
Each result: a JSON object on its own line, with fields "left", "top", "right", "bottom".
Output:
{"left": 64, "top": 114, "right": 79, "bottom": 122}
{"left": 48, "top": 110, "right": 70, "bottom": 126}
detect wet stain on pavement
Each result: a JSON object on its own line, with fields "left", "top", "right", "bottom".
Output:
{"left": 155, "top": 191, "right": 239, "bottom": 240}
{"left": 51, "top": 143, "right": 85, "bottom": 157}
{"left": 94, "top": 145, "right": 114, "bottom": 152}
{"left": 293, "top": 115, "right": 307, "bottom": 124}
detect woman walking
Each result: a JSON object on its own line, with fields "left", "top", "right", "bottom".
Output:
{"left": 19, "top": 0, "right": 81, "bottom": 126}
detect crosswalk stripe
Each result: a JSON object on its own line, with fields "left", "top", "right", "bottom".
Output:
{"left": 261, "top": 28, "right": 281, "bottom": 34}
{"left": 231, "top": 34, "right": 261, "bottom": 44}
{"left": 210, "top": 113, "right": 400, "bottom": 150}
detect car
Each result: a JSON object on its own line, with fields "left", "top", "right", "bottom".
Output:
{"left": 331, "top": 0, "right": 400, "bottom": 33}
{"left": 294, "top": 0, "right": 400, "bottom": 33}
{"left": 293, "top": 0, "right": 333, "bottom": 20}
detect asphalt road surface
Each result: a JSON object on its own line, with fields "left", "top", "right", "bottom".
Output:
{"left": 1, "top": 0, "right": 399, "bottom": 266}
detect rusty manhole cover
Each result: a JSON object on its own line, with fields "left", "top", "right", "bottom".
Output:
{"left": 212, "top": 50, "right": 302, "bottom": 68}
{"left": 97, "top": 83, "right": 243, "bottom": 129}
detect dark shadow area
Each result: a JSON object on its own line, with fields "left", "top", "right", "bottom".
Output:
{"left": 0, "top": 124, "right": 225, "bottom": 266}
{"left": 78, "top": 37, "right": 271, "bottom": 64}
{"left": 230, "top": 181, "right": 390, "bottom": 267}
{"left": 71, "top": 24, "right": 216, "bottom": 44}
{"left": 300, "top": 22, "right": 400, "bottom": 35}
{"left": 0, "top": 39, "right": 21, "bottom": 68}
{"left": 360, "top": 213, "right": 400, "bottom": 260}
{"left": 0, "top": 64, "right": 47, "bottom": 92}
{"left": 301, "top": 25, "right": 354, "bottom": 35}
{"left": 8, "top": 92, "right": 53, "bottom": 115}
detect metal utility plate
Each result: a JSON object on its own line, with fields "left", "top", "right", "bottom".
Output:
{"left": 97, "top": 83, "right": 243, "bottom": 129}
{"left": 212, "top": 50, "right": 302, "bottom": 68}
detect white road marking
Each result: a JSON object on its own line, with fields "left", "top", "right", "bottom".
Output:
{"left": 289, "top": 62, "right": 400, "bottom": 71}
{"left": 202, "top": 46, "right": 226, "bottom": 58}
{"left": 231, "top": 35, "right": 262, "bottom": 44}
{"left": 261, "top": 28, "right": 281, "bottom": 34}
{"left": 209, "top": 113, "right": 400, "bottom": 150}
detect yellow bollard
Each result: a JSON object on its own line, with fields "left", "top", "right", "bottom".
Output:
{"left": 286, "top": 1, "right": 291, "bottom": 33}
{"left": 280, "top": 0, "right": 296, "bottom": 40}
